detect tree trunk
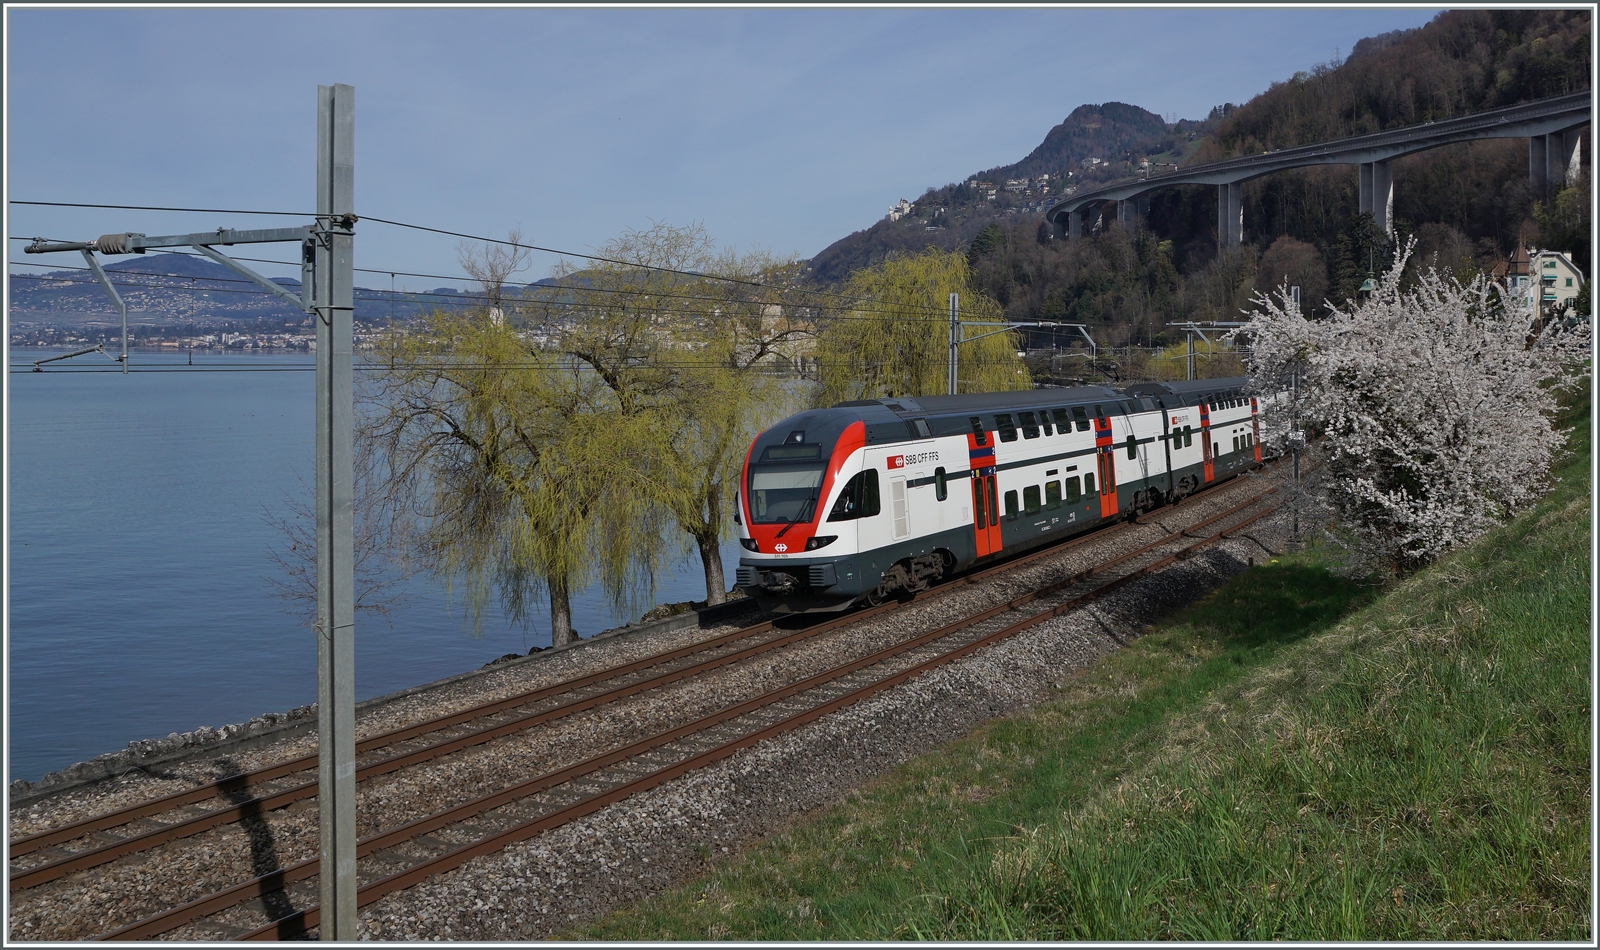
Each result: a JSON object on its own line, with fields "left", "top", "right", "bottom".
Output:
{"left": 696, "top": 530, "right": 726, "bottom": 606}
{"left": 548, "top": 574, "right": 576, "bottom": 647}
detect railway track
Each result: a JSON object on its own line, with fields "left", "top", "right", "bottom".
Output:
{"left": 9, "top": 469, "right": 1285, "bottom": 941}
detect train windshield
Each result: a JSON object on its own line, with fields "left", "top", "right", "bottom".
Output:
{"left": 748, "top": 461, "right": 826, "bottom": 524}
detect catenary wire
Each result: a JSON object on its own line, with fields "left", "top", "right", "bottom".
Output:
{"left": 9, "top": 200, "right": 317, "bottom": 216}
{"left": 8, "top": 356, "right": 1045, "bottom": 374}
{"left": 8, "top": 262, "right": 1021, "bottom": 325}
{"left": 357, "top": 215, "right": 962, "bottom": 318}
{"left": 13, "top": 203, "right": 1006, "bottom": 319}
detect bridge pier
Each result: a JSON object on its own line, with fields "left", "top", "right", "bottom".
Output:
{"left": 1558, "top": 128, "right": 1584, "bottom": 186}
{"left": 1216, "top": 182, "right": 1242, "bottom": 249}
{"left": 1067, "top": 208, "right": 1083, "bottom": 239}
{"left": 1533, "top": 129, "right": 1584, "bottom": 199}
{"left": 1358, "top": 160, "right": 1393, "bottom": 235}
{"left": 1530, "top": 134, "right": 1548, "bottom": 198}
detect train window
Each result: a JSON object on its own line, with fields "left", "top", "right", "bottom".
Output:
{"left": 1024, "top": 485, "right": 1041, "bottom": 514}
{"left": 826, "top": 469, "right": 881, "bottom": 521}
{"left": 934, "top": 467, "right": 947, "bottom": 501}
{"left": 969, "top": 416, "right": 988, "bottom": 446}
{"left": 988, "top": 478, "right": 999, "bottom": 526}
{"left": 1184, "top": 425, "right": 1193, "bottom": 448}
{"left": 748, "top": 459, "right": 826, "bottom": 523}
{"left": 995, "top": 413, "right": 1018, "bottom": 442}
{"left": 1053, "top": 408, "right": 1072, "bottom": 431}
{"left": 973, "top": 477, "right": 987, "bottom": 524}
{"left": 1063, "top": 475, "right": 1081, "bottom": 503}
{"left": 1046, "top": 480, "right": 1062, "bottom": 509}
{"left": 1126, "top": 434, "right": 1137, "bottom": 460}
{"left": 1232, "top": 435, "right": 1239, "bottom": 452}
{"left": 1004, "top": 490, "right": 1020, "bottom": 520}
{"left": 911, "top": 418, "right": 932, "bottom": 438}
{"left": 1083, "top": 472, "right": 1096, "bottom": 496}
{"left": 1093, "top": 404, "right": 1105, "bottom": 421}
{"left": 1018, "top": 411, "right": 1040, "bottom": 439}
{"left": 1037, "top": 408, "right": 1054, "bottom": 436}
{"left": 1072, "top": 406, "right": 1090, "bottom": 431}
{"left": 733, "top": 490, "right": 742, "bottom": 525}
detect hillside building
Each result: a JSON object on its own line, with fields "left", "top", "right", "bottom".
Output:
{"left": 1527, "top": 249, "right": 1585, "bottom": 314}
{"left": 1491, "top": 246, "right": 1585, "bottom": 317}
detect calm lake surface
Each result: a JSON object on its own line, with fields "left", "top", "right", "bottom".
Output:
{"left": 6, "top": 349, "right": 738, "bottom": 781}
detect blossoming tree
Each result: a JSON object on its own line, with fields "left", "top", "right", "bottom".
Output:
{"left": 1237, "top": 242, "right": 1590, "bottom": 571}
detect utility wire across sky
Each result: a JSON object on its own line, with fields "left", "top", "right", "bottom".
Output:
{"left": 9, "top": 199, "right": 966, "bottom": 319}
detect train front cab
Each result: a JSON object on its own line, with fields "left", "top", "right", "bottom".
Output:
{"left": 733, "top": 411, "right": 864, "bottom": 612}
{"left": 736, "top": 408, "right": 987, "bottom": 613}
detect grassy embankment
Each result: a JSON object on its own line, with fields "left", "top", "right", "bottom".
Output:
{"left": 579, "top": 400, "right": 1591, "bottom": 941}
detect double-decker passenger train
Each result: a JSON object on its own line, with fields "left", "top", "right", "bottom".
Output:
{"left": 734, "top": 377, "right": 1269, "bottom": 613}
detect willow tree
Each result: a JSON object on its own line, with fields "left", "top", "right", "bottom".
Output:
{"left": 814, "top": 247, "right": 1028, "bottom": 404}
{"left": 663, "top": 252, "right": 809, "bottom": 602}
{"left": 541, "top": 224, "right": 807, "bottom": 605}
{"left": 363, "top": 307, "right": 665, "bottom": 646}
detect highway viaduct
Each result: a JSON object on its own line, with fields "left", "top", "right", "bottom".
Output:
{"left": 1046, "top": 91, "right": 1591, "bottom": 249}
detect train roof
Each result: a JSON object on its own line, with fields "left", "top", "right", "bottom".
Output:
{"left": 836, "top": 385, "right": 1123, "bottom": 418}
{"left": 1125, "top": 377, "right": 1249, "bottom": 397}
{"left": 755, "top": 378, "right": 1261, "bottom": 459}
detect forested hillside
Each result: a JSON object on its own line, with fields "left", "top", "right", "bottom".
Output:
{"left": 808, "top": 103, "right": 1217, "bottom": 284}
{"left": 1196, "top": 9, "right": 1590, "bottom": 158}
{"left": 814, "top": 8, "right": 1592, "bottom": 351}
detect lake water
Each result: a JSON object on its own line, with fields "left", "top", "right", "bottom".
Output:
{"left": 5, "top": 349, "right": 739, "bottom": 782}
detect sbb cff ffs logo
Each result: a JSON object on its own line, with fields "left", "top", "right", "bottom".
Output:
{"left": 887, "top": 451, "right": 938, "bottom": 470}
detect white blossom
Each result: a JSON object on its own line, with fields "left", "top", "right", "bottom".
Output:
{"left": 1236, "top": 241, "right": 1589, "bottom": 571}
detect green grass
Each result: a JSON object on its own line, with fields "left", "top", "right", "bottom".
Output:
{"left": 576, "top": 411, "right": 1591, "bottom": 941}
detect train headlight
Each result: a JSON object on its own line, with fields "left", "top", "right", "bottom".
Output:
{"left": 740, "top": 538, "right": 759, "bottom": 551}
{"left": 805, "top": 535, "right": 837, "bottom": 551}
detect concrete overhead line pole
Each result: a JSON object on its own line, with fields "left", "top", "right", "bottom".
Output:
{"left": 1168, "top": 321, "right": 1245, "bottom": 380}
{"left": 946, "top": 299, "right": 1093, "bottom": 394}
{"left": 23, "top": 83, "right": 359, "bottom": 941}
{"left": 948, "top": 293, "right": 959, "bottom": 396}
{"left": 314, "top": 82, "right": 358, "bottom": 942}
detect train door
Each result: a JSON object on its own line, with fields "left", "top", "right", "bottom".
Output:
{"left": 1160, "top": 401, "right": 1175, "bottom": 498}
{"left": 1250, "top": 397, "right": 1263, "bottom": 463}
{"left": 1093, "top": 408, "right": 1119, "bottom": 519}
{"left": 970, "top": 473, "right": 1001, "bottom": 555}
{"left": 1199, "top": 400, "right": 1214, "bottom": 483}
{"left": 966, "top": 425, "right": 1002, "bottom": 557}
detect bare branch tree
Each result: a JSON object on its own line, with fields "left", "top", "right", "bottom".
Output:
{"left": 263, "top": 434, "right": 420, "bottom": 626}
{"left": 459, "top": 227, "right": 530, "bottom": 321}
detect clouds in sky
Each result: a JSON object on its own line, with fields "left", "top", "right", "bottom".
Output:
{"left": 7, "top": 6, "right": 1441, "bottom": 284}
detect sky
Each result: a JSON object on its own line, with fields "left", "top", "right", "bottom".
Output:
{"left": 6, "top": 5, "right": 1445, "bottom": 290}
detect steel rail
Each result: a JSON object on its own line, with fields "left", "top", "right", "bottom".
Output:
{"left": 12, "top": 497, "right": 1142, "bottom": 888}
{"left": 237, "top": 498, "right": 1278, "bottom": 942}
{"left": 90, "top": 487, "right": 1279, "bottom": 941}
{"left": 15, "top": 463, "right": 1199, "bottom": 873}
